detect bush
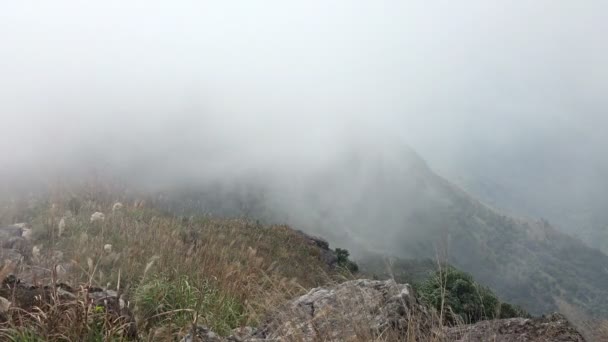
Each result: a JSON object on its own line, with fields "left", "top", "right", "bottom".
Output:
{"left": 418, "top": 266, "right": 527, "bottom": 324}
{"left": 335, "top": 248, "right": 359, "bottom": 273}
{"left": 499, "top": 302, "right": 530, "bottom": 319}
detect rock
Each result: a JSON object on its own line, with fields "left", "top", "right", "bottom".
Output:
{"left": 171, "top": 278, "right": 586, "bottom": 342}
{"left": 2, "top": 236, "right": 30, "bottom": 251}
{"left": 180, "top": 325, "right": 222, "bottom": 342}
{"left": 172, "top": 280, "right": 429, "bottom": 342}
{"left": 32, "top": 245, "right": 41, "bottom": 261}
{"left": 255, "top": 279, "right": 430, "bottom": 341}
{"left": 229, "top": 326, "right": 258, "bottom": 341}
{"left": 444, "top": 313, "right": 586, "bottom": 342}
{"left": 87, "top": 288, "right": 129, "bottom": 321}
{"left": 0, "top": 226, "right": 25, "bottom": 240}
{"left": 0, "top": 248, "right": 24, "bottom": 266}
{"left": 0, "top": 296, "right": 10, "bottom": 314}
{"left": 21, "top": 228, "right": 32, "bottom": 240}
{"left": 90, "top": 212, "right": 105, "bottom": 223}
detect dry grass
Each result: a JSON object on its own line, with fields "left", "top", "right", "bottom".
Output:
{"left": 0, "top": 186, "right": 448, "bottom": 341}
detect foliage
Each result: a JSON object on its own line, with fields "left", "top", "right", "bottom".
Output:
{"left": 419, "top": 266, "right": 528, "bottom": 324}
{"left": 1, "top": 329, "right": 45, "bottom": 342}
{"left": 134, "top": 275, "right": 243, "bottom": 335}
{"left": 335, "top": 248, "right": 359, "bottom": 273}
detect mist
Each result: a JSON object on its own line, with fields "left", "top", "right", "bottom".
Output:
{"left": 1, "top": 0, "right": 608, "bottom": 236}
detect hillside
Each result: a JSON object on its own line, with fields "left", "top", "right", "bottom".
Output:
{"left": 0, "top": 194, "right": 591, "bottom": 341}
{"left": 427, "top": 133, "right": 608, "bottom": 255}
{"left": 147, "top": 145, "right": 608, "bottom": 321}
{"left": 0, "top": 196, "right": 355, "bottom": 339}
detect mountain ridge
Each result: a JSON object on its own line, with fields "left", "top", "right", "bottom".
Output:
{"left": 149, "top": 144, "right": 608, "bottom": 320}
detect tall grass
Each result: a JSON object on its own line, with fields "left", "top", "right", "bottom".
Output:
{"left": 0, "top": 185, "right": 552, "bottom": 341}
{"left": 0, "top": 187, "right": 353, "bottom": 340}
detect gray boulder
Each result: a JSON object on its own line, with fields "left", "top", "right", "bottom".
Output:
{"left": 444, "top": 313, "right": 586, "bottom": 342}
{"left": 176, "top": 279, "right": 587, "bottom": 342}
{"left": 254, "top": 279, "right": 430, "bottom": 341}
{"left": 0, "top": 226, "right": 25, "bottom": 241}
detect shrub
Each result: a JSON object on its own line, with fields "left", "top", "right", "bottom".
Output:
{"left": 335, "top": 248, "right": 359, "bottom": 273}
{"left": 419, "top": 266, "right": 527, "bottom": 324}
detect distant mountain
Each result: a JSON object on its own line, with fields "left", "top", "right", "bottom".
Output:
{"left": 155, "top": 144, "right": 608, "bottom": 318}
{"left": 423, "top": 135, "right": 608, "bottom": 255}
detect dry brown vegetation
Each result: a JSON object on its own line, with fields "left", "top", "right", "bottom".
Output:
{"left": 1, "top": 185, "right": 591, "bottom": 341}
{"left": 0, "top": 186, "right": 446, "bottom": 341}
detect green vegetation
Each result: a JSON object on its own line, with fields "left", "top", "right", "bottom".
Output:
{"left": 0, "top": 183, "right": 597, "bottom": 339}
{"left": 418, "top": 266, "right": 528, "bottom": 324}
{"left": 335, "top": 248, "right": 359, "bottom": 273}
{"left": 1, "top": 329, "right": 45, "bottom": 342}
{"left": 134, "top": 275, "right": 243, "bottom": 335}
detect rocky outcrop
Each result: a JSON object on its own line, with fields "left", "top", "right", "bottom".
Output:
{"left": 444, "top": 313, "right": 586, "bottom": 342}
{"left": 182, "top": 279, "right": 587, "bottom": 342}
{"left": 0, "top": 225, "right": 33, "bottom": 265}
{"left": 177, "top": 279, "right": 430, "bottom": 342}
{"left": 253, "top": 279, "right": 431, "bottom": 341}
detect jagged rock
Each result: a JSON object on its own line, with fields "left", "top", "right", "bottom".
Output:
{"left": 173, "top": 279, "right": 587, "bottom": 342}
{"left": 179, "top": 325, "right": 222, "bottom": 342}
{"left": 173, "top": 280, "right": 429, "bottom": 342}
{"left": 255, "top": 279, "right": 430, "bottom": 341}
{"left": 444, "top": 313, "right": 586, "bottom": 341}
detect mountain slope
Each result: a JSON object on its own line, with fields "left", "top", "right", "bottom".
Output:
{"left": 154, "top": 144, "right": 608, "bottom": 318}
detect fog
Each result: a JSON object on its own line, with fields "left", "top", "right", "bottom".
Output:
{"left": 1, "top": 1, "right": 608, "bottom": 239}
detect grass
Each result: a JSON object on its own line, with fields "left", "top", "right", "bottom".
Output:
{"left": 134, "top": 275, "right": 243, "bottom": 335}
{"left": 0, "top": 186, "right": 361, "bottom": 340}
{"left": 0, "top": 184, "right": 553, "bottom": 341}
